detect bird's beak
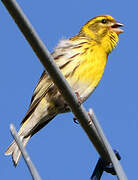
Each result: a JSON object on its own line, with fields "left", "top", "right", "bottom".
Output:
{"left": 110, "top": 22, "right": 124, "bottom": 34}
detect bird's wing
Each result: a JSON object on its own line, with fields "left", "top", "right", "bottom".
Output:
{"left": 21, "top": 39, "right": 83, "bottom": 125}
{"left": 21, "top": 71, "right": 54, "bottom": 125}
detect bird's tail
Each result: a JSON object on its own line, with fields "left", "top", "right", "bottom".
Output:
{"left": 5, "top": 135, "right": 31, "bottom": 167}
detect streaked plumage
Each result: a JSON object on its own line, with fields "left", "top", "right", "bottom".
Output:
{"left": 5, "top": 15, "right": 123, "bottom": 166}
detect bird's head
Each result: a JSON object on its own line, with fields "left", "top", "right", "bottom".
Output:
{"left": 80, "top": 15, "right": 124, "bottom": 54}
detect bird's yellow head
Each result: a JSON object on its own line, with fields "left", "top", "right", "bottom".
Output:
{"left": 79, "top": 15, "right": 124, "bottom": 54}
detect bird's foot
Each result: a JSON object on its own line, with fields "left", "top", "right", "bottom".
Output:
{"left": 73, "top": 112, "right": 93, "bottom": 125}
{"left": 73, "top": 117, "right": 79, "bottom": 124}
{"left": 75, "top": 92, "right": 82, "bottom": 104}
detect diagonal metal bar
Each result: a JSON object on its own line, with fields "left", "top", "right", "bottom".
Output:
{"left": 1, "top": 0, "right": 127, "bottom": 179}
{"left": 10, "top": 124, "right": 42, "bottom": 180}
{"left": 89, "top": 109, "right": 127, "bottom": 180}
{"left": 91, "top": 158, "right": 104, "bottom": 180}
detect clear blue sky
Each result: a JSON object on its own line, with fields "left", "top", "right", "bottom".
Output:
{"left": 1, "top": 0, "right": 137, "bottom": 179}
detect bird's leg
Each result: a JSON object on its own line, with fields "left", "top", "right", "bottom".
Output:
{"left": 73, "top": 117, "right": 79, "bottom": 124}
{"left": 73, "top": 92, "right": 82, "bottom": 124}
{"left": 75, "top": 92, "right": 82, "bottom": 104}
{"left": 73, "top": 112, "right": 93, "bottom": 125}
{"left": 87, "top": 112, "right": 94, "bottom": 125}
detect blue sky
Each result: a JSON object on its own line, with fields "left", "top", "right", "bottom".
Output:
{"left": 1, "top": 0, "right": 137, "bottom": 179}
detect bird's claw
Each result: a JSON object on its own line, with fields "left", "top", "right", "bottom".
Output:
{"left": 75, "top": 92, "right": 82, "bottom": 104}
{"left": 73, "top": 117, "right": 79, "bottom": 124}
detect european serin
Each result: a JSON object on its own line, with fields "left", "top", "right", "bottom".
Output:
{"left": 5, "top": 15, "right": 123, "bottom": 166}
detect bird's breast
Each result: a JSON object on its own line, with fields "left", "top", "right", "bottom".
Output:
{"left": 68, "top": 46, "right": 107, "bottom": 101}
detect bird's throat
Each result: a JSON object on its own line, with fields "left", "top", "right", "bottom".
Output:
{"left": 101, "top": 31, "right": 119, "bottom": 54}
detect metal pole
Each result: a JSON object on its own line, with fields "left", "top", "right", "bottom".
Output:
{"left": 10, "top": 124, "right": 42, "bottom": 180}
{"left": 89, "top": 109, "right": 128, "bottom": 180}
{"left": 91, "top": 158, "right": 104, "bottom": 180}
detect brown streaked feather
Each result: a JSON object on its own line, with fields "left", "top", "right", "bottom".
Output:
{"left": 31, "top": 116, "right": 56, "bottom": 136}
{"left": 21, "top": 71, "right": 54, "bottom": 125}
{"left": 21, "top": 39, "right": 85, "bottom": 126}
{"left": 72, "top": 45, "right": 82, "bottom": 49}
{"left": 21, "top": 84, "right": 54, "bottom": 125}
{"left": 70, "top": 64, "right": 80, "bottom": 76}
{"left": 32, "top": 71, "right": 50, "bottom": 102}
{"left": 21, "top": 58, "right": 70, "bottom": 125}
{"left": 59, "top": 60, "right": 71, "bottom": 69}
{"left": 30, "top": 71, "right": 46, "bottom": 103}
{"left": 81, "top": 47, "right": 89, "bottom": 55}
{"left": 54, "top": 54, "right": 65, "bottom": 60}
{"left": 69, "top": 53, "right": 80, "bottom": 59}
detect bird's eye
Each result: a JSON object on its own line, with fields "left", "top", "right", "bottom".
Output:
{"left": 101, "top": 19, "right": 107, "bottom": 24}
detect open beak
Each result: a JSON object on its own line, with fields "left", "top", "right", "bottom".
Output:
{"left": 110, "top": 22, "right": 124, "bottom": 34}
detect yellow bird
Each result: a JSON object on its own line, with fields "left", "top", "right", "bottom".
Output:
{"left": 5, "top": 15, "right": 123, "bottom": 166}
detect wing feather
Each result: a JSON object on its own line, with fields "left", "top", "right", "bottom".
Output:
{"left": 21, "top": 39, "right": 84, "bottom": 125}
{"left": 21, "top": 71, "right": 53, "bottom": 125}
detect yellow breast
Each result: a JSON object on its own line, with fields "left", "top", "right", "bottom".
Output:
{"left": 69, "top": 44, "right": 107, "bottom": 101}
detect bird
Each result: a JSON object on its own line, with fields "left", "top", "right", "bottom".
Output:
{"left": 5, "top": 15, "right": 123, "bottom": 166}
